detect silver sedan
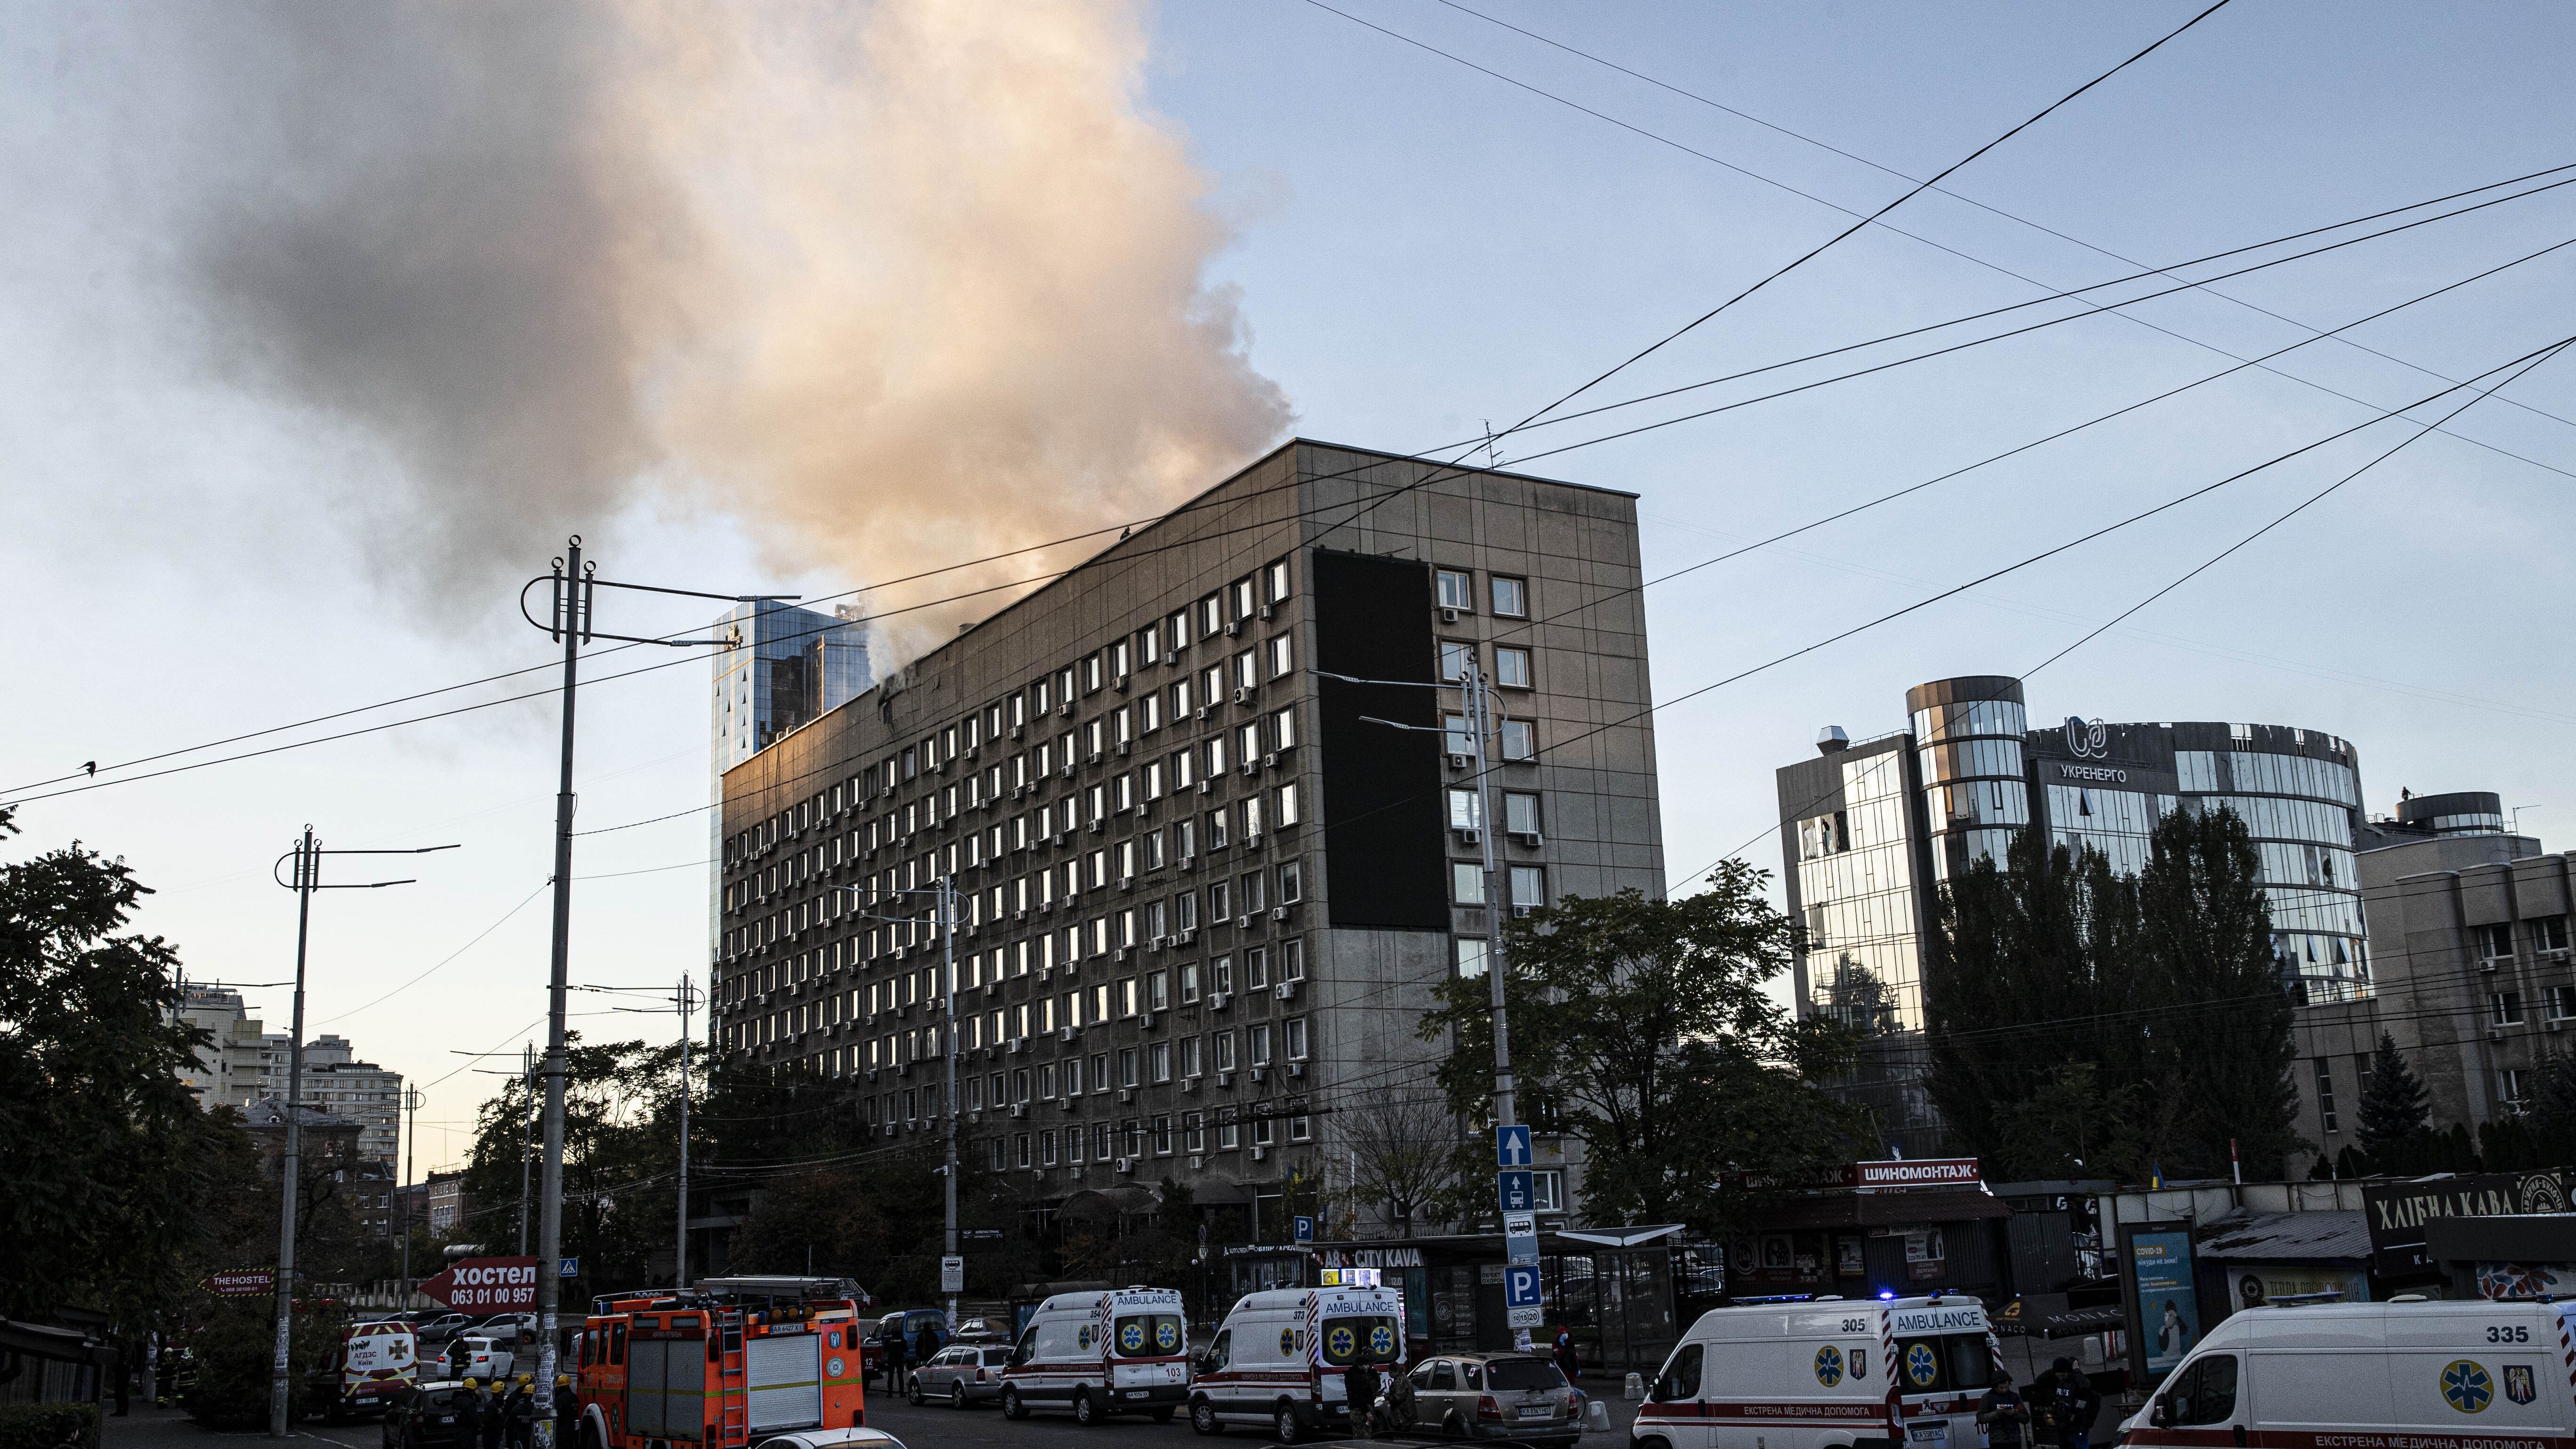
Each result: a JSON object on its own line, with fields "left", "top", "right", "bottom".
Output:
{"left": 908, "top": 1344, "right": 1017, "bottom": 1408}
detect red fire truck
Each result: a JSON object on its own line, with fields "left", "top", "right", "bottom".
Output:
{"left": 571, "top": 1277, "right": 869, "bottom": 1449}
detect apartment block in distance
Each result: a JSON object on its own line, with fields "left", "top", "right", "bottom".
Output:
{"left": 714, "top": 439, "right": 1663, "bottom": 1224}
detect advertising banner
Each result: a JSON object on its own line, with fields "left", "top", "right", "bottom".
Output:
{"left": 1842, "top": 1159, "right": 1980, "bottom": 1188}
{"left": 2223, "top": 1266, "right": 2367, "bottom": 1313}
{"left": 420, "top": 1256, "right": 543, "bottom": 1312}
{"left": 204, "top": 1269, "right": 274, "bottom": 1297}
{"left": 2122, "top": 1225, "right": 2200, "bottom": 1382}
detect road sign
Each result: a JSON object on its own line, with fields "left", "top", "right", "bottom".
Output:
{"left": 204, "top": 1269, "right": 273, "bottom": 1297}
{"left": 1504, "top": 1212, "right": 1539, "bottom": 1267}
{"left": 419, "top": 1256, "right": 541, "bottom": 1312}
{"left": 1507, "top": 1305, "right": 1545, "bottom": 1329}
{"left": 940, "top": 1256, "right": 965, "bottom": 1294}
{"left": 962, "top": 1228, "right": 1006, "bottom": 1243}
{"left": 558, "top": 1257, "right": 579, "bottom": 1279}
{"left": 1293, "top": 1215, "right": 1315, "bottom": 1243}
{"left": 1504, "top": 1264, "right": 1542, "bottom": 1308}
{"left": 1495, "top": 1124, "right": 1533, "bottom": 1167}
{"left": 1497, "top": 1170, "right": 1534, "bottom": 1214}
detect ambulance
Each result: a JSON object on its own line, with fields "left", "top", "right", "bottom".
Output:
{"left": 1189, "top": 1280, "right": 1407, "bottom": 1441}
{"left": 334, "top": 1320, "right": 419, "bottom": 1420}
{"left": 997, "top": 1286, "right": 1191, "bottom": 1425}
{"left": 1632, "top": 1296, "right": 2000, "bottom": 1449}
{"left": 2121, "top": 1297, "right": 2576, "bottom": 1448}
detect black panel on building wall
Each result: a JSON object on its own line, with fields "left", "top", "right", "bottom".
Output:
{"left": 1312, "top": 547, "right": 1448, "bottom": 930}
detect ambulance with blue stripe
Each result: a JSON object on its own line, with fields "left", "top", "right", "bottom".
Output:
{"left": 998, "top": 1286, "right": 1191, "bottom": 1425}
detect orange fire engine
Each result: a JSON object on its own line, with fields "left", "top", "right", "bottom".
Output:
{"left": 571, "top": 1276, "right": 869, "bottom": 1449}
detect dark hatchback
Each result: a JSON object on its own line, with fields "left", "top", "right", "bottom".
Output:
{"left": 383, "top": 1382, "right": 480, "bottom": 1449}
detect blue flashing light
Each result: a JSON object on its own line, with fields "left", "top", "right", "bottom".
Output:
{"left": 1878, "top": 1291, "right": 1897, "bottom": 1300}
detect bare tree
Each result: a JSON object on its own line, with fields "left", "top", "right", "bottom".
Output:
{"left": 1342, "top": 1092, "right": 1460, "bottom": 1237}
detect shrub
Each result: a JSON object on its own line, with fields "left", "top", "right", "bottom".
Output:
{"left": 0, "top": 1402, "right": 101, "bottom": 1449}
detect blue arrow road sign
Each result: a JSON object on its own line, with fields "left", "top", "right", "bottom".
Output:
{"left": 1497, "top": 1170, "right": 1534, "bottom": 1213}
{"left": 1504, "top": 1264, "right": 1543, "bottom": 1309}
{"left": 1293, "top": 1215, "right": 1315, "bottom": 1243}
{"left": 1496, "top": 1124, "right": 1533, "bottom": 1167}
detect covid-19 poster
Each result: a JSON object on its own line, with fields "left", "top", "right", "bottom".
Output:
{"left": 2125, "top": 1226, "right": 2201, "bottom": 1380}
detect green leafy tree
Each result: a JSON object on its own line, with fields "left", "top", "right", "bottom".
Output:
{"left": 2355, "top": 1030, "right": 2431, "bottom": 1159}
{"left": 0, "top": 811, "right": 248, "bottom": 1326}
{"left": 460, "top": 1037, "right": 688, "bottom": 1293}
{"left": 1419, "top": 864, "right": 1866, "bottom": 1232}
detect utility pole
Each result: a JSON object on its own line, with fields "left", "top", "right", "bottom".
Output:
{"left": 519, "top": 1043, "right": 538, "bottom": 1256}
{"left": 1461, "top": 661, "right": 1516, "bottom": 1130}
{"left": 518, "top": 537, "right": 797, "bottom": 1449}
{"left": 268, "top": 831, "right": 456, "bottom": 1438}
{"left": 833, "top": 877, "right": 961, "bottom": 1326}
{"left": 400, "top": 1085, "right": 423, "bottom": 1305}
{"left": 675, "top": 972, "right": 696, "bottom": 1292}
{"left": 940, "top": 874, "right": 960, "bottom": 1332}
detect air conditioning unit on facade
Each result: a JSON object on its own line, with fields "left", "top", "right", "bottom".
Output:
{"left": 1448, "top": 754, "right": 1469, "bottom": 770}
{"left": 1270, "top": 906, "right": 1289, "bottom": 922}
{"left": 1275, "top": 982, "right": 1297, "bottom": 1002}
{"left": 1179, "top": 1079, "right": 1196, "bottom": 1094}
{"left": 1250, "top": 1145, "right": 1267, "bottom": 1161}
{"left": 1009, "top": 1103, "right": 1027, "bottom": 1118}
{"left": 1232, "top": 687, "right": 1252, "bottom": 705}
{"left": 1439, "top": 607, "right": 1458, "bottom": 624}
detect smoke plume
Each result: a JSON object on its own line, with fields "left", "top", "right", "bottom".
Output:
{"left": 103, "top": 1, "right": 1294, "bottom": 640}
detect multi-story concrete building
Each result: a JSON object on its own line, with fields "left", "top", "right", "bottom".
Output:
{"left": 249, "top": 1032, "right": 403, "bottom": 1165}
{"left": 169, "top": 986, "right": 270, "bottom": 1111}
{"left": 2288, "top": 792, "right": 2562, "bottom": 1172}
{"left": 1777, "top": 675, "right": 2368, "bottom": 1153}
{"left": 714, "top": 440, "right": 1663, "bottom": 1225}
{"left": 713, "top": 601, "right": 873, "bottom": 950}
{"left": 426, "top": 1170, "right": 472, "bottom": 1237}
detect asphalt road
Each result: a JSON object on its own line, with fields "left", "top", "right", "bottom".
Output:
{"left": 856, "top": 1380, "right": 1640, "bottom": 1449}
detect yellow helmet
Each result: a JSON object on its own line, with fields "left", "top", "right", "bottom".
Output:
{"left": 518, "top": 1375, "right": 533, "bottom": 1385}
{"left": 462, "top": 1378, "right": 479, "bottom": 1389}
{"left": 555, "top": 1376, "right": 571, "bottom": 1387}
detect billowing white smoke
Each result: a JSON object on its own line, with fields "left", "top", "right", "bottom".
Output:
{"left": 51, "top": 1, "right": 1292, "bottom": 647}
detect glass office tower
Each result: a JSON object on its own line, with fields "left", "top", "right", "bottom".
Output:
{"left": 1778, "top": 676, "right": 2370, "bottom": 1153}
{"left": 711, "top": 600, "right": 872, "bottom": 951}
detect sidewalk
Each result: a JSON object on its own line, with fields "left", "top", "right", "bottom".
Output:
{"left": 103, "top": 1404, "right": 373, "bottom": 1449}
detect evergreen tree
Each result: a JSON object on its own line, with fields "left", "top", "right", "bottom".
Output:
{"left": 2355, "top": 1030, "right": 2431, "bottom": 1158}
{"left": 2133, "top": 804, "right": 2303, "bottom": 1178}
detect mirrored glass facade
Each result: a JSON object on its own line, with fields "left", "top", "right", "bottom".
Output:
{"left": 1778, "top": 676, "right": 2372, "bottom": 1153}
{"left": 711, "top": 601, "right": 872, "bottom": 950}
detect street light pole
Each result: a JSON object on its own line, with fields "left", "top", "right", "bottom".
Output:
{"left": 516, "top": 538, "right": 799, "bottom": 1449}
{"left": 267, "top": 833, "right": 456, "bottom": 1438}
{"left": 676, "top": 973, "right": 696, "bottom": 1292}
{"left": 401, "top": 1085, "right": 423, "bottom": 1305}
{"left": 1462, "top": 661, "right": 1516, "bottom": 1132}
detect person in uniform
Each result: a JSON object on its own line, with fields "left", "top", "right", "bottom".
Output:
{"left": 456, "top": 1379, "right": 486, "bottom": 1449}
{"left": 1344, "top": 1358, "right": 1383, "bottom": 1441}
{"left": 554, "top": 1375, "right": 580, "bottom": 1449}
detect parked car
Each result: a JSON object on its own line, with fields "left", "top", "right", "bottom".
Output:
{"left": 476, "top": 1313, "right": 537, "bottom": 1338}
{"left": 384, "top": 1382, "right": 477, "bottom": 1449}
{"left": 909, "top": 1345, "right": 1015, "bottom": 1408}
{"left": 443, "top": 1336, "right": 512, "bottom": 1383}
{"left": 952, "top": 1318, "right": 1008, "bottom": 1344}
{"left": 1404, "top": 1352, "right": 1580, "bottom": 1444}
{"left": 415, "top": 1313, "right": 475, "bottom": 1344}
{"left": 750, "top": 1430, "right": 908, "bottom": 1449}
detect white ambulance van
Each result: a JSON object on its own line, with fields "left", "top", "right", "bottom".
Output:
{"left": 998, "top": 1285, "right": 1191, "bottom": 1425}
{"left": 1190, "top": 1283, "right": 1408, "bottom": 1441}
{"left": 2120, "top": 1298, "right": 2576, "bottom": 1449}
{"left": 1633, "top": 1296, "right": 2000, "bottom": 1449}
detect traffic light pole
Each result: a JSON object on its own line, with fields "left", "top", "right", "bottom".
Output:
{"left": 267, "top": 832, "right": 454, "bottom": 1438}
{"left": 518, "top": 538, "right": 797, "bottom": 1449}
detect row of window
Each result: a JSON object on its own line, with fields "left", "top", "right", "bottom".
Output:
{"left": 1446, "top": 789, "right": 1543, "bottom": 835}
{"left": 2178, "top": 749, "right": 2359, "bottom": 807}
{"left": 2476, "top": 916, "right": 2573, "bottom": 960}
{"left": 853, "top": 1011, "right": 1313, "bottom": 1081}
{"left": 993, "top": 1102, "right": 1311, "bottom": 1167}
{"left": 1435, "top": 568, "right": 1530, "bottom": 618}
{"left": 1451, "top": 863, "right": 1547, "bottom": 909}
{"left": 1438, "top": 640, "right": 1535, "bottom": 689}
{"left": 2486, "top": 984, "right": 2576, "bottom": 1026}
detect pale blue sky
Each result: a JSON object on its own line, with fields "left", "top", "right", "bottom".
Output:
{"left": 3, "top": 0, "right": 2570, "bottom": 1167}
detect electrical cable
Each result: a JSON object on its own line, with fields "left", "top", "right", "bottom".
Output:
{"left": 1424, "top": 0, "right": 2576, "bottom": 440}
{"left": 9, "top": 160, "right": 2565, "bottom": 811}
{"left": 1304, "top": 0, "right": 2236, "bottom": 431}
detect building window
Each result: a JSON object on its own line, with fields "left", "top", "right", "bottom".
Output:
{"left": 1451, "top": 862, "right": 1486, "bottom": 905}
{"left": 1494, "top": 647, "right": 1533, "bottom": 689}
{"left": 1254, "top": 1111, "right": 1276, "bottom": 1148}
{"left": 1154, "top": 1115, "right": 1175, "bottom": 1156}
{"left": 1447, "top": 789, "right": 1482, "bottom": 833}
{"left": 1119, "top": 1047, "right": 1140, "bottom": 1087}
{"left": 2490, "top": 991, "right": 2525, "bottom": 1026}
{"left": 1436, "top": 569, "right": 1473, "bottom": 611}
{"left": 1181, "top": 1036, "right": 1202, "bottom": 1077}
{"left": 1530, "top": 1170, "right": 1564, "bottom": 1211}
{"left": 1503, "top": 792, "right": 1540, "bottom": 837}
{"left": 1490, "top": 575, "right": 1527, "bottom": 617}
{"left": 2535, "top": 916, "right": 2571, "bottom": 954}
{"left": 1184, "top": 1111, "right": 1206, "bottom": 1154}
{"left": 1500, "top": 719, "right": 1535, "bottom": 761}
{"left": 1444, "top": 713, "right": 1473, "bottom": 756}
{"left": 1456, "top": 939, "right": 1489, "bottom": 977}
{"left": 1151, "top": 1042, "right": 1172, "bottom": 1083}
{"left": 1509, "top": 867, "right": 1545, "bottom": 910}
{"left": 1439, "top": 641, "right": 1472, "bottom": 684}
{"left": 1278, "top": 860, "right": 1303, "bottom": 904}
{"left": 1218, "top": 1110, "right": 1240, "bottom": 1151}
{"left": 2548, "top": 985, "right": 2576, "bottom": 1022}
{"left": 1215, "top": 1031, "right": 1237, "bottom": 1073}
{"left": 1249, "top": 1023, "right": 1272, "bottom": 1066}
{"left": 1267, "top": 635, "right": 1293, "bottom": 679}
{"left": 1285, "top": 1017, "right": 1307, "bottom": 1060}
{"left": 1246, "top": 946, "right": 1270, "bottom": 990}
{"left": 1277, "top": 781, "right": 1301, "bottom": 826}
{"left": 2313, "top": 1059, "right": 2338, "bottom": 1134}
{"left": 2501, "top": 1069, "right": 2529, "bottom": 1111}
{"left": 1288, "top": 1103, "right": 1312, "bottom": 1143}
{"left": 2478, "top": 922, "right": 2516, "bottom": 962}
